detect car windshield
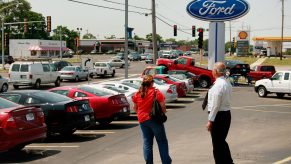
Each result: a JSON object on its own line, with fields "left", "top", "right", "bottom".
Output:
{"left": 168, "top": 76, "right": 178, "bottom": 82}
{"left": 0, "top": 97, "right": 19, "bottom": 109}
{"left": 61, "top": 66, "right": 76, "bottom": 71}
{"left": 121, "top": 82, "right": 139, "bottom": 89}
{"left": 103, "top": 86, "right": 127, "bottom": 93}
{"left": 153, "top": 79, "right": 166, "bottom": 85}
{"left": 32, "top": 91, "right": 72, "bottom": 103}
{"left": 78, "top": 86, "right": 112, "bottom": 96}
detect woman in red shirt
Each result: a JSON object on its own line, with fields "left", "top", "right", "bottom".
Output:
{"left": 132, "top": 75, "right": 172, "bottom": 164}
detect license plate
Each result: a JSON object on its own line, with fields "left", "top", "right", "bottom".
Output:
{"left": 26, "top": 113, "right": 35, "bottom": 121}
{"left": 84, "top": 115, "right": 90, "bottom": 122}
{"left": 21, "top": 75, "right": 27, "bottom": 79}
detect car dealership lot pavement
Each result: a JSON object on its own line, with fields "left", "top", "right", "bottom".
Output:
{"left": 1, "top": 85, "right": 291, "bottom": 164}
{"left": 1, "top": 58, "right": 291, "bottom": 163}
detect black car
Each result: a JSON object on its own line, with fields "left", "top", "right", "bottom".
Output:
{"left": 0, "top": 55, "right": 14, "bottom": 64}
{"left": 129, "top": 52, "right": 141, "bottom": 61}
{"left": 52, "top": 60, "right": 72, "bottom": 71}
{"left": 0, "top": 90, "right": 95, "bottom": 136}
{"left": 115, "top": 53, "right": 125, "bottom": 60}
{"left": 225, "top": 60, "right": 250, "bottom": 77}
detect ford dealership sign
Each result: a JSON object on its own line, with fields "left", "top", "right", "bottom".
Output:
{"left": 186, "top": 0, "right": 250, "bottom": 21}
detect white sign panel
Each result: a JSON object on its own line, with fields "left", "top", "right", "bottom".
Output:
{"left": 81, "top": 57, "right": 93, "bottom": 69}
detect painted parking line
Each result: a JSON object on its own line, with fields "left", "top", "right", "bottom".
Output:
{"left": 233, "top": 103, "right": 291, "bottom": 109}
{"left": 111, "top": 121, "right": 139, "bottom": 124}
{"left": 233, "top": 108, "right": 291, "bottom": 114}
{"left": 25, "top": 145, "right": 80, "bottom": 148}
{"left": 273, "top": 156, "right": 291, "bottom": 164}
{"left": 74, "top": 130, "right": 116, "bottom": 135}
{"left": 177, "top": 97, "right": 195, "bottom": 102}
{"left": 93, "top": 74, "right": 140, "bottom": 83}
{"left": 166, "top": 103, "right": 186, "bottom": 107}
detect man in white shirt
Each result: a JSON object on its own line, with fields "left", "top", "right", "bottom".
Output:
{"left": 207, "top": 62, "right": 234, "bottom": 164}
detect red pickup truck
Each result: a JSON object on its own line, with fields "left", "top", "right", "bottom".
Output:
{"left": 157, "top": 56, "right": 215, "bottom": 88}
{"left": 248, "top": 65, "right": 276, "bottom": 81}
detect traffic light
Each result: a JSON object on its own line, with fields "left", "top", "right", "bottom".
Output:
{"left": 47, "top": 16, "right": 51, "bottom": 32}
{"left": 173, "top": 25, "right": 177, "bottom": 36}
{"left": 192, "top": 26, "right": 196, "bottom": 37}
{"left": 4, "top": 33, "right": 9, "bottom": 48}
{"left": 75, "top": 37, "right": 80, "bottom": 47}
{"left": 232, "top": 37, "right": 236, "bottom": 48}
{"left": 198, "top": 28, "right": 203, "bottom": 49}
{"left": 24, "top": 18, "right": 27, "bottom": 33}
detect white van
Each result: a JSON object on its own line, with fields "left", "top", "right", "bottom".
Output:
{"left": 9, "top": 61, "right": 61, "bottom": 89}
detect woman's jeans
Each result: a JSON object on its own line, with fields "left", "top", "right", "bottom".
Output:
{"left": 140, "top": 119, "right": 172, "bottom": 164}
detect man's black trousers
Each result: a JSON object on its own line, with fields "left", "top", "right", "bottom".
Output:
{"left": 211, "top": 111, "right": 234, "bottom": 164}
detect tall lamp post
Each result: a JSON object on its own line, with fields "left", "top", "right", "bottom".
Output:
{"left": 1, "top": 1, "right": 22, "bottom": 69}
{"left": 59, "top": 26, "right": 63, "bottom": 59}
{"left": 76, "top": 27, "right": 82, "bottom": 55}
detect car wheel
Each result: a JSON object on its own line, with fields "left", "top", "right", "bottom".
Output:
{"left": 55, "top": 78, "right": 61, "bottom": 87}
{"left": 276, "top": 93, "right": 285, "bottom": 98}
{"left": 258, "top": 86, "right": 267, "bottom": 97}
{"left": 13, "top": 85, "right": 19, "bottom": 89}
{"left": 89, "top": 73, "right": 94, "bottom": 78}
{"left": 103, "top": 71, "right": 107, "bottom": 77}
{"left": 1, "top": 83, "right": 8, "bottom": 92}
{"left": 75, "top": 76, "right": 79, "bottom": 82}
{"left": 199, "top": 77, "right": 210, "bottom": 88}
{"left": 60, "top": 129, "right": 76, "bottom": 137}
{"left": 120, "top": 64, "right": 124, "bottom": 68}
{"left": 34, "top": 80, "right": 41, "bottom": 89}
{"left": 111, "top": 70, "right": 115, "bottom": 77}
{"left": 9, "top": 144, "right": 26, "bottom": 152}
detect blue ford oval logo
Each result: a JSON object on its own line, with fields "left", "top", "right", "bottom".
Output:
{"left": 186, "top": 0, "right": 250, "bottom": 21}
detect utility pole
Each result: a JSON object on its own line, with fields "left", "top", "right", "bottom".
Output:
{"left": 229, "top": 21, "right": 232, "bottom": 56}
{"left": 280, "top": 0, "right": 284, "bottom": 60}
{"left": 60, "top": 26, "right": 62, "bottom": 59}
{"left": 152, "top": 0, "right": 158, "bottom": 64}
{"left": 1, "top": 22, "right": 4, "bottom": 69}
{"left": 124, "top": 0, "right": 129, "bottom": 79}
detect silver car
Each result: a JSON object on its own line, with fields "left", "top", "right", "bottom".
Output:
{"left": 0, "top": 75, "right": 9, "bottom": 92}
{"left": 59, "top": 66, "right": 89, "bottom": 82}
{"left": 108, "top": 59, "right": 126, "bottom": 68}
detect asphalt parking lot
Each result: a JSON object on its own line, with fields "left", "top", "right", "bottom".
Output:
{"left": 0, "top": 57, "right": 291, "bottom": 164}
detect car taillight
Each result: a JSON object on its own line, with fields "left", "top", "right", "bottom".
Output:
{"left": 38, "top": 112, "right": 45, "bottom": 123}
{"left": 66, "top": 106, "right": 78, "bottom": 113}
{"left": 236, "top": 65, "right": 241, "bottom": 68}
{"left": 167, "top": 88, "right": 173, "bottom": 94}
{"left": 0, "top": 113, "right": 16, "bottom": 129}
{"left": 29, "top": 74, "right": 33, "bottom": 79}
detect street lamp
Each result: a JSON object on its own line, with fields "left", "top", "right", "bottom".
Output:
{"left": 59, "top": 26, "right": 63, "bottom": 59}
{"left": 76, "top": 27, "right": 82, "bottom": 54}
{"left": 1, "top": 1, "right": 23, "bottom": 69}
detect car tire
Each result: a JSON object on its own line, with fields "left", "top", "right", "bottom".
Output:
{"left": 55, "top": 78, "right": 61, "bottom": 87}
{"left": 13, "top": 85, "right": 19, "bottom": 89}
{"left": 9, "top": 144, "right": 26, "bottom": 152}
{"left": 89, "top": 73, "right": 94, "bottom": 78}
{"left": 34, "top": 80, "right": 41, "bottom": 89}
{"left": 60, "top": 129, "right": 76, "bottom": 137}
{"left": 120, "top": 64, "right": 124, "bottom": 68}
{"left": 199, "top": 77, "right": 210, "bottom": 88}
{"left": 1, "top": 83, "right": 8, "bottom": 92}
{"left": 258, "top": 86, "right": 267, "bottom": 97}
{"left": 276, "top": 93, "right": 285, "bottom": 98}
{"left": 75, "top": 76, "right": 79, "bottom": 82}
{"left": 111, "top": 70, "right": 115, "bottom": 77}
{"left": 103, "top": 71, "right": 107, "bottom": 77}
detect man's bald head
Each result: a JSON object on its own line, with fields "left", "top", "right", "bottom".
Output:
{"left": 212, "top": 62, "right": 226, "bottom": 78}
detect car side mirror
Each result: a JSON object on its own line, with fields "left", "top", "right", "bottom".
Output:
{"left": 190, "top": 61, "right": 195, "bottom": 66}
{"left": 174, "top": 60, "right": 178, "bottom": 64}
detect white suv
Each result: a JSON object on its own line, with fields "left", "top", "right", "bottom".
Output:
{"left": 93, "top": 62, "right": 116, "bottom": 77}
{"left": 9, "top": 61, "right": 61, "bottom": 89}
{"left": 0, "top": 75, "right": 9, "bottom": 92}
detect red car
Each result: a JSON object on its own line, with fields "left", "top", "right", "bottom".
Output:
{"left": 154, "top": 75, "right": 187, "bottom": 97}
{"left": 49, "top": 85, "right": 130, "bottom": 125}
{"left": 0, "top": 97, "right": 46, "bottom": 152}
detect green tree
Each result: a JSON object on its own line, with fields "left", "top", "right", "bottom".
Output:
{"left": 83, "top": 33, "right": 96, "bottom": 39}
{"left": 146, "top": 33, "right": 163, "bottom": 43}
{"left": 133, "top": 34, "right": 145, "bottom": 40}
{"left": 203, "top": 39, "right": 208, "bottom": 51}
{"left": 51, "top": 26, "right": 78, "bottom": 50}
{"left": 105, "top": 35, "right": 116, "bottom": 39}
{"left": 165, "top": 38, "right": 177, "bottom": 44}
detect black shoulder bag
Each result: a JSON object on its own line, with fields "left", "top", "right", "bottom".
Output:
{"left": 150, "top": 90, "right": 167, "bottom": 124}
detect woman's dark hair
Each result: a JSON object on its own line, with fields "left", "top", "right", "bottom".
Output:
{"left": 139, "top": 75, "right": 154, "bottom": 98}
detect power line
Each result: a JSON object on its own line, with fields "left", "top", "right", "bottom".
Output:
{"left": 156, "top": 16, "right": 192, "bottom": 35}
{"left": 101, "top": 0, "right": 151, "bottom": 11}
{"left": 67, "top": 0, "right": 146, "bottom": 15}
{"left": 156, "top": 13, "right": 188, "bottom": 29}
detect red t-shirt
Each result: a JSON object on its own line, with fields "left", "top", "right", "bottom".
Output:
{"left": 132, "top": 87, "right": 165, "bottom": 123}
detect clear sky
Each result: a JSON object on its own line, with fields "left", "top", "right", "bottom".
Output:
{"left": 27, "top": 0, "right": 291, "bottom": 43}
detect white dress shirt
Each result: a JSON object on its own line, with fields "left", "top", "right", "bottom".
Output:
{"left": 208, "top": 76, "right": 232, "bottom": 122}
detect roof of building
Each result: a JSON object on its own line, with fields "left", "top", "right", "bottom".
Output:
{"left": 252, "top": 37, "right": 291, "bottom": 41}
